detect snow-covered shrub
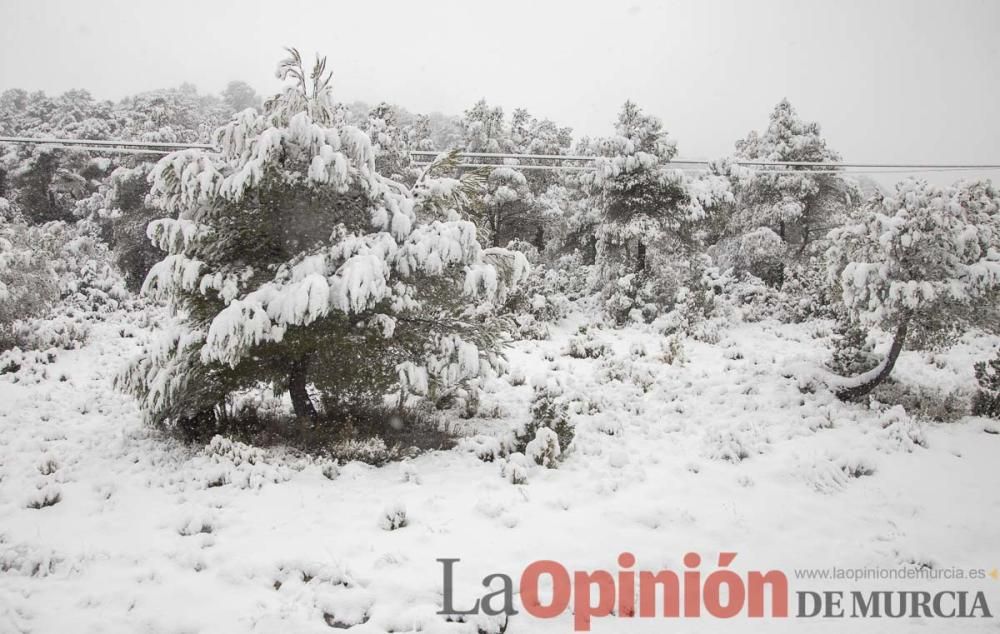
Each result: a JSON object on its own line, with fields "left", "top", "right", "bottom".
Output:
{"left": 25, "top": 485, "right": 62, "bottom": 509}
{"left": 320, "top": 460, "right": 340, "bottom": 480}
{"left": 507, "top": 366, "right": 526, "bottom": 386}
{"left": 525, "top": 427, "right": 561, "bottom": 467}
{"left": 0, "top": 543, "right": 61, "bottom": 577}
{"left": 827, "top": 179, "right": 1000, "bottom": 401}
{"left": 177, "top": 515, "right": 214, "bottom": 537}
{"left": 37, "top": 455, "right": 59, "bottom": 476}
{"left": 33, "top": 219, "right": 129, "bottom": 314}
{"left": 499, "top": 250, "right": 571, "bottom": 341}
{"left": 704, "top": 422, "right": 763, "bottom": 463}
{"left": 328, "top": 437, "right": 404, "bottom": 466}
{"left": 778, "top": 259, "right": 837, "bottom": 322}
{"left": 602, "top": 272, "right": 669, "bottom": 325}
{"left": 499, "top": 452, "right": 530, "bottom": 484}
{"left": 827, "top": 313, "right": 877, "bottom": 376}
{"left": 205, "top": 434, "right": 266, "bottom": 466}
{"left": 660, "top": 334, "right": 687, "bottom": 366}
{"left": 715, "top": 226, "right": 786, "bottom": 286}
{"left": 628, "top": 363, "right": 657, "bottom": 393}
{"left": 72, "top": 164, "right": 169, "bottom": 293}
{"left": 459, "top": 434, "right": 507, "bottom": 463}
{"left": 379, "top": 502, "right": 408, "bottom": 530}
{"left": 11, "top": 312, "right": 91, "bottom": 350}
{"left": 564, "top": 328, "right": 609, "bottom": 359}
{"left": 596, "top": 356, "right": 629, "bottom": 383}
{"left": 118, "top": 51, "right": 526, "bottom": 434}
{"left": 838, "top": 455, "right": 877, "bottom": 479}
{"left": 973, "top": 352, "right": 1000, "bottom": 419}
{"left": 872, "top": 383, "right": 969, "bottom": 423}
{"left": 203, "top": 435, "right": 292, "bottom": 489}
{"left": 726, "top": 273, "right": 786, "bottom": 323}
{"left": 8, "top": 148, "right": 80, "bottom": 224}
{"left": 517, "top": 376, "right": 575, "bottom": 462}
{"left": 0, "top": 213, "right": 59, "bottom": 347}
{"left": 1, "top": 208, "right": 129, "bottom": 351}
{"left": 0, "top": 347, "right": 57, "bottom": 384}
{"left": 876, "top": 405, "right": 928, "bottom": 452}
{"left": 540, "top": 252, "right": 592, "bottom": 301}
{"left": 655, "top": 258, "right": 733, "bottom": 342}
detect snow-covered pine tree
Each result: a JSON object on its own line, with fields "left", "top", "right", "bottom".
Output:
{"left": 363, "top": 102, "right": 416, "bottom": 184}
{"left": 221, "top": 80, "right": 261, "bottom": 113}
{"left": 827, "top": 178, "right": 1000, "bottom": 400}
{"left": 580, "top": 101, "right": 730, "bottom": 323}
{"left": 118, "top": 49, "right": 527, "bottom": 433}
{"left": 103, "top": 164, "right": 164, "bottom": 292}
{"left": 510, "top": 108, "right": 574, "bottom": 250}
{"left": 827, "top": 312, "right": 877, "bottom": 376}
{"left": 460, "top": 101, "right": 573, "bottom": 249}
{"left": 716, "top": 100, "right": 860, "bottom": 285}
{"left": 462, "top": 100, "right": 525, "bottom": 248}
{"left": 972, "top": 351, "right": 1000, "bottom": 418}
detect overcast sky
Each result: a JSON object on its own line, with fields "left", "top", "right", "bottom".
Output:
{"left": 1, "top": 0, "right": 998, "bottom": 180}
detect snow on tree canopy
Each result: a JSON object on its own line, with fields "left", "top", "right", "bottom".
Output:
{"left": 828, "top": 178, "right": 1000, "bottom": 337}
{"left": 714, "top": 99, "right": 860, "bottom": 284}
{"left": 118, "top": 50, "right": 524, "bottom": 427}
{"left": 576, "top": 101, "right": 731, "bottom": 323}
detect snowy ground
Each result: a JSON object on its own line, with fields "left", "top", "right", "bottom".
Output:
{"left": 1, "top": 309, "right": 999, "bottom": 633}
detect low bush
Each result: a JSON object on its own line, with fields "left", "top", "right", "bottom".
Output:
{"left": 972, "top": 351, "right": 1000, "bottom": 419}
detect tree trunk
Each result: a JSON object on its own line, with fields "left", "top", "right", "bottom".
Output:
{"left": 636, "top": 241, "right": 647, "bottom": 273}
{"left": 837, "top": 320, "right": 909, "bottom": 402}
{"left": 586, "top": 235, "right": 597, "bottom": 265}
{"left": 533, "top": 226, "right": 544, "bottom": 251}
{"left": 288, "top": 356, "right": 318, "bottom": 422}
{"left": 491, "top": 209, "right": 502, "bottom": 247}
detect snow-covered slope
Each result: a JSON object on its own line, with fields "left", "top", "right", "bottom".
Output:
{"left": 1, "top": 312, "right": 998, "bottom": 633}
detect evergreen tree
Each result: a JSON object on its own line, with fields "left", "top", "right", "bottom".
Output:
{"left": 118, "top": 49, "right": 527, "bottom": 433}
{"left": 460, "top": 100, "right": 573, "bottom": 248}
{"left": 972, "top": 351, "right": 1000, "bottom": 419}
{"left": 222, "top": 80, "right": 261, "bottom": 113}
{"left": 827, "top": 312, "right": 877, "bottom": 376}
{"left": 827, "top": 178, "right": 1000, "bottom": 400}
{"left": 717, "top": 100, "right": 860, "bottom": 285}
{"left": 580, "top": 101, "right": 730, "bottom": 323}
{"left": 363, "top": 102, "right": 415, "bottom": 184}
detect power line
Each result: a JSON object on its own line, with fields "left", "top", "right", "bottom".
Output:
{"left": 412, "top": 162, "right": 993, "bottom": 175}
{"left": 0, "top": 136, "right": 213, "bottom": 152}
{"left": 3, "top": 136, "right": 1000, "bottom": 174}
{"left": 3, "top": 142, "right": 176, "bottom": 156}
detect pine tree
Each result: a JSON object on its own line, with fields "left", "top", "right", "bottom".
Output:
{"left": 460, "top": 100, "right": 573, "bottom": 248}
{"left": 827, "top": 179, "right": 1000, "bottom": 400}
{"left": 972, "top": 351, "right": 1000, "bottom": 418}
{"left": 828, "top": 312, "right": 877, "bottom": 376}
{"left": 717, "top": 100, "right": 860, "bottom": 285}
{"left": 222, "top": 80, "right": 260, "bottom": 113}
{"left": 118, "top": 49, "right": 527, "bottom": 433}
{"left": 580, "top": 101, "right": 730, "bottom": 323}
{"left": 363, "top": 102, "right": 416, "bottom": 184}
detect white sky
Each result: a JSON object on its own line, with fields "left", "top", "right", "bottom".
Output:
{"left": 1, "top": 0, "right": 998, "bottom": 180}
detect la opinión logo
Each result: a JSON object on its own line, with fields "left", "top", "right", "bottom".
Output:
{"left": 438, "top": 552, "right": 995, "bottom": 631}
{"left": 439, "top": 552, "right": 787, "bottom": 631}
